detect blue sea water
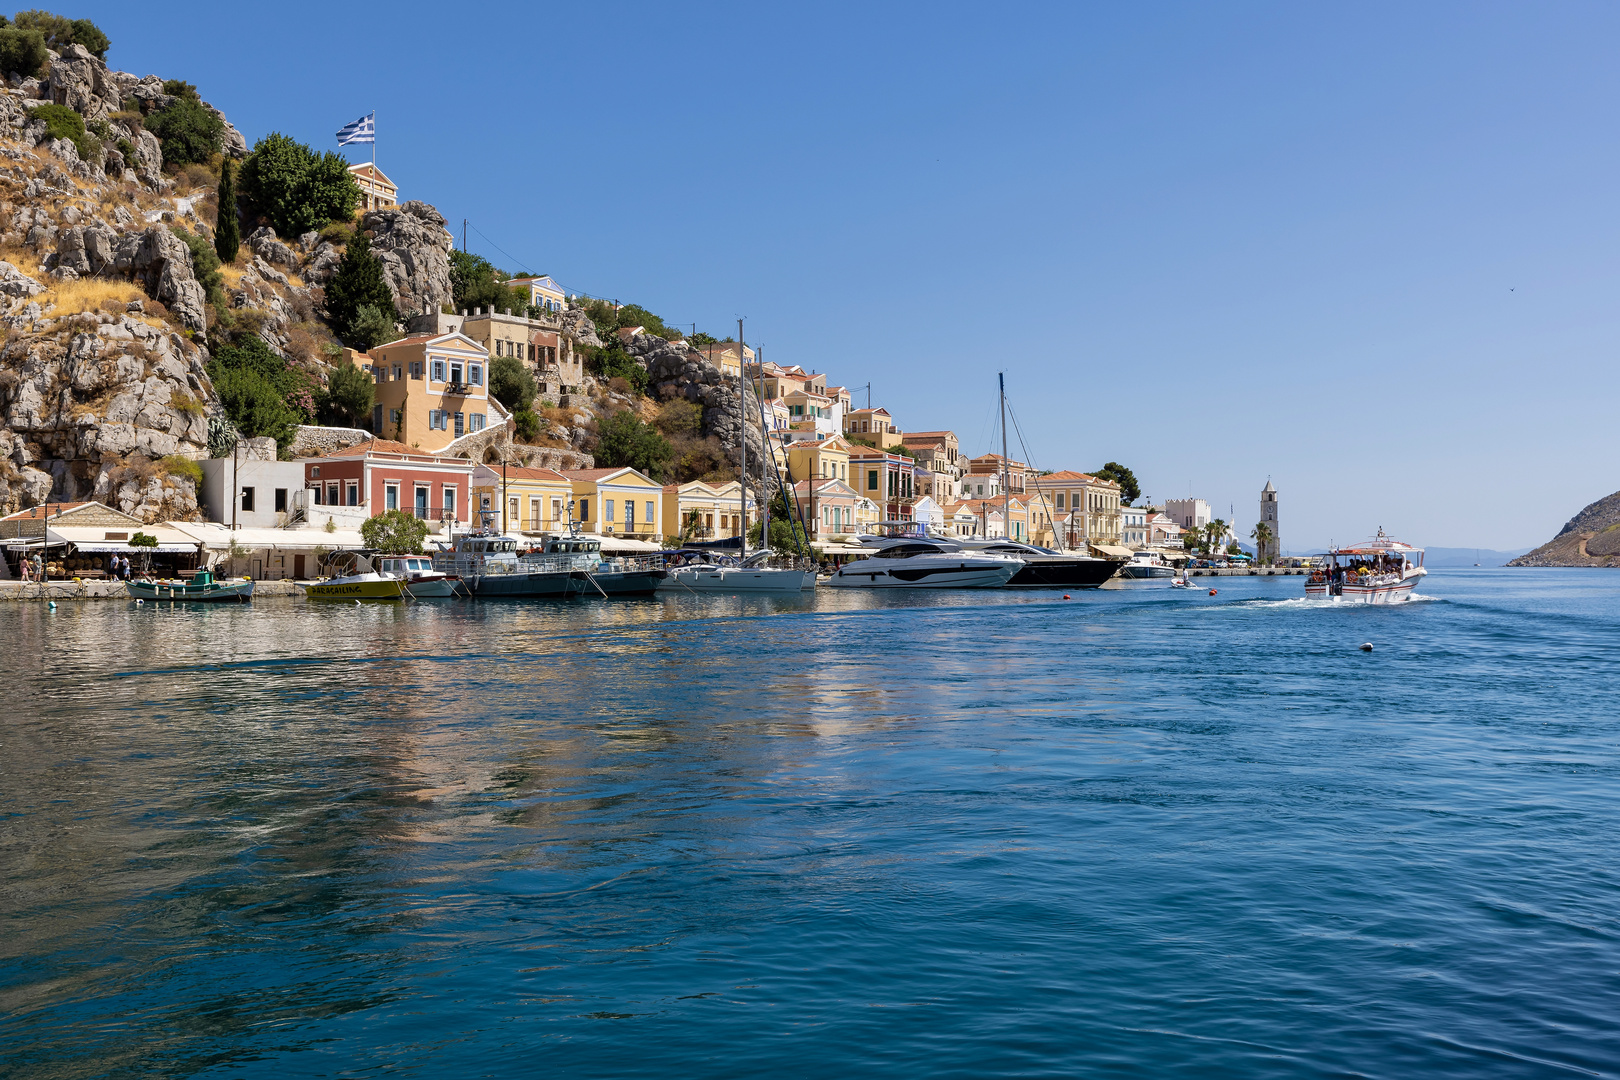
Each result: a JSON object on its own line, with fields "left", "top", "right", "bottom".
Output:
{"left": 2, "top": 569, "right": 1618, "bottom": 1078}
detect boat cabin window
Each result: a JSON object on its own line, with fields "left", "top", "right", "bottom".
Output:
{"left": 876, "top": 543, "right": 943, "bottom": 558}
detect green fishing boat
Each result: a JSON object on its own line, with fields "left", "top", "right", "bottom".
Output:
{"left": 127, "top": 568, "right": 254, "bottom": 603}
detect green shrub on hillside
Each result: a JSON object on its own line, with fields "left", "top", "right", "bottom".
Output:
{"left": 0, "top": 25, "right": 45, "bottom": 77}
{"left": 214, "top": 158, "right": 239, "bottom": 264}
{"left": 10, "top": 11, "right": 109, "bottom": 60}
{"left": 345, "top": 305, "right": 398, "bottom": 352}
{"left": 577, "top": 297, "right": 682, "bottom": 341}
{"left": 238, "top": 132, "right": 360, "bottom": 238}
{"left": 207, "top": 334, "right": 319, "bottom": 451}
{"left": 584, "top": 343, "right": 649, "bottom": 396}
{"left": 593, "top": 409, "right": 671, "bottom": 480}
{"left": 160, "top": 78, "right": 198, "bottom": 100}
{"left": 27, "top": 102, "right": 99, "bottom": 160}
{"left": 489, "top": 356, "right": 537, "bottom": 412}
{"left": 145, "top": 97, "right": 222, "bottom": 165}
{"left": 448, "top": 249, "right": 528, "bottom": 316}
{"left": 513, "top": 409, "right": 540, "bottom": 442}
{"left": 172, "top": 226, "right": 225, "bottom": 309}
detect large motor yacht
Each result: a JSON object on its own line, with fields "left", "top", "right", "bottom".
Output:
{"left": 957, "top": 538, "right": 1126, "bottom": 588}
{"left": 829, "top": 535, "right": 1021, "bottom": 589}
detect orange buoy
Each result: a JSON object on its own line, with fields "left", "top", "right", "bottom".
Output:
{"left": 1062, "top": 594, "right": 1071, "bottom": 600}
{"left": 1208, "top": 588, "right": 1218, "bottom": 595}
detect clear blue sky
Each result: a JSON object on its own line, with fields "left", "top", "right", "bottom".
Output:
{"left": 82, "top": 2, "right": 1620, "bottom": 550}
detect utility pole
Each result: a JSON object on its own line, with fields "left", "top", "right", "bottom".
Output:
{"left": 502, "top": 456, "right": 509, "bottom": 535}
{"left": 462, "top": 219, "right": 467, "bottom": 252}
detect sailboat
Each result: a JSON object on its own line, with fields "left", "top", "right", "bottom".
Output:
{"left": 661, "top": 326, "right": 815, "bottom": 593}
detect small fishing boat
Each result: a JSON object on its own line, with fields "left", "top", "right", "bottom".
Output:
{"left": 375, "top": 554, "right": 457, "bottom": 597}
{"left": 127, "top": 568, "right": 254, "bottom": 603}
{"left": 1305, "top": 529, "right": 1426, "bottom": 604}
{"left": 305, "top": 551, "right": 407, "bottom": 600}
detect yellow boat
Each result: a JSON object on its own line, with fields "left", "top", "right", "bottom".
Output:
{"left": 304, "top": 550, "right": 408, "bottom": 600}
{"left": 304, "top": 573, "right": 407, "bottom": 600}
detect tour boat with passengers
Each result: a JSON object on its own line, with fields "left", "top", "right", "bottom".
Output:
{"left": 1305, "top": 529, "right": 1427, "bottom": 604}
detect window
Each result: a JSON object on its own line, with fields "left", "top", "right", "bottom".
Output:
{"left": 311, "top": 466, "right": 321, "bottom": 478}
{"left": 274, "top": 488, "right": 287, "bottom": 512}
{"left": 390, "top": 408, "right": 402, "bottom": 426}
{"left": 450, "top": 362, "right": 463, "bottom": 386}
{"left": 393, "top": 365, "right": 402, "bottom": 381}
{"left": 431, "top": 360, "right": 445, "bottom": 382}
{"left": 444, "top": 486, "right": 456, "bottom": 514}
{"left": 415, "top": 487, "right": 429, "bottom": 517}
{"left": 868, "top": 470, "right": 878, "bottom": 491}
{"left": 372, "top": 404, "right": 383, "bottom": 430}
{"left": 551, "top": 498, "right": 562, "bottom": 524}
{"left": 530, "top": 498, "right": 540, "bottom": 528}
{"left": 386, "top": 484, "right": 399, "bottom": 511}
{"left": 645, "top": 501, "right": 654, "bottom": 525}
{"left": 579, "top": 499, "right": 589, "bottom": 521}
{"left": 429, "top": 409, "right": 443, "bottom": 430}
{"left": 470, "top": 364, "right": 483, "bottom": 386}
{"left": 509, "top": 497, "right": 518, "bottom": 525}
{"left": 495, "top": 340, "right": 503, "bottom": 357}
{"left": 1055, "top": 493, "right": 1065, "bottom": 509}
{"left": 313, "top": 485, "right": 324, "bottom": 506}
{"left": 327, "top": 483, "right": 339, "bottom": 505}
{"left": 411, "top": 361, "right": 423, "bottom": 380}
{"left": 470, "top": 413, "right": 485, "bottom": 432}
{"left": 346, "top": 482, "right": 358, "bottom": 507}
{"left": 605, "top": 499, "right": 615, "bottom": 523}
{"left": 625, "top": 501, "right": 635, "bottom": 528}
{"left": 454, "top": 412, "right": 464, "bottom": 437}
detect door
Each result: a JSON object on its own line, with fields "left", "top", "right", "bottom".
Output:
{"left": 415, "top": 487, "right": 429, "bottom": 519}
{"left": 294, "top": 554, "right": 306, "bottom": 579}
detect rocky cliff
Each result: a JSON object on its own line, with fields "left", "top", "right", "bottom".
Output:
{"left": 628, "top": 332, "right": 776, "bottom": 492}
{"left": 1508, "top": 491, "right": 1620, "bottom": 567}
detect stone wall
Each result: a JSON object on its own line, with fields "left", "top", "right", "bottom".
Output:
{"left": 289, "top": 426, "right": 372, "bottom": 457}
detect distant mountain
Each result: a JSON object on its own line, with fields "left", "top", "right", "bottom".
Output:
{"left": 1508, "top": 491, "right": 1620, "bottom": 567}
{"left": 1424, "top": 547, "right": 1532, "bottom": 568}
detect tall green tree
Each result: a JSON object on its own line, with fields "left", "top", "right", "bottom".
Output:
{"left": 324, "top": 230, "right": 396, "bottom": 346}
{"left": 316, "top": 361, "right": 374, "bottom": 428}
{"left": 1091, "top": 462, "right": 1140, "bottom": 505}
{"left": 0, "top": 26, "right": 47, "bottom": 78}
{"left": 214, "top": 158, "right": 239, "bottom": 264}
{"left": 12, "top": 11, "right": 108, "bottom": 59}
{"left": 238, "top": 132, "right": 360, "bottom": 238}
{"left": 361, "top": 509, "right": 429, "bottom": 555}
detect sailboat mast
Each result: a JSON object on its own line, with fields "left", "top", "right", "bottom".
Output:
{"left": 999, "top": 372, "right": 1010, "bottom": 542}
{"left": 738, "top": 317, "right": 746, "bottom": 559}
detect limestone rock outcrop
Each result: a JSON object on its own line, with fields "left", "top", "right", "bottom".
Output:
{"left": 0, "top": 309, "right": 215, "bottom": 520}
{"left": 1509, "top": 491, "right": 1620, "bottom": 567}
{"left": 360, "top": 201, "right": 454, "bottom": 318}
{"left": 630, "top": 334, "right": 776, "bottom": 492}
{"left": 113, "top": 225, "right": 208, "bottom": 332}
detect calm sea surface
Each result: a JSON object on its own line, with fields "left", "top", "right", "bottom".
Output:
{"left": 2, "top": 570, "right": 1618, "bottom": 1078}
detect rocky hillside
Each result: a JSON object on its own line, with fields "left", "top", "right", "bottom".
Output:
{"left": 1508, "top": 490, "right": 1620, "bottom": 567}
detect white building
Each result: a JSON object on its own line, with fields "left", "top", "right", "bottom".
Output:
{"left": 200, "top": 442, "right": 307, "bottom": 529}
{"left": 1165, "top": 498, "right": 1211, "bottom": 533}
{"left": 1121, "top": 504, "right": 1148, "bottom": 549}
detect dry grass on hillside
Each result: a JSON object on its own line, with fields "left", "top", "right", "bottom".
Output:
{"left": 40, "top": 276, "right": 145, "bottom": 316}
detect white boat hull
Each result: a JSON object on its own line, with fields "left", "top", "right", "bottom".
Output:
{"left": 659, "top": 568, "right": 816, "bottom": 592}
{"left": 827, "top": 560, "right": 1018, "bottom": 589}
{"left": 1305, "top": 570, "right": 1425, "bottom": 604}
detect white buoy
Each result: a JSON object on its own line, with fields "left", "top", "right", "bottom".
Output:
{"left": 1360, "top": 642, "right": 1373, "bottom": 652}
{"left": 134, "top": 598, "right": 144, "bottom": 605}
{"left": 354, "top": 599, "right": 362, "bottom": 607}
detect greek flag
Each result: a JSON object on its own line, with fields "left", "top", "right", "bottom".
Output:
{"left": 335, "top": 112, "right": 374, "bottom": 146}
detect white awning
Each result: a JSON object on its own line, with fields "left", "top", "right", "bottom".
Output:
{"left": 598, "top": 536, "right": 663, "bottom": 553}
{"left": 70, "top": 542, "right": 196, "bottom": 553}
{"left": 166, "top": 523, "right": 369, "bottom": 550}
{"left": 48, "top": 525, "right": 201, "bottom": 554}
{"left": 1089, "top": 544, "right": 1136, "bottom": 559}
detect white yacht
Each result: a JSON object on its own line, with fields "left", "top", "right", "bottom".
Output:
{"left": 659, "top": 549, "right": 816, "bottom": 592}
{"left": 1119, "top": 550, "right": 1179, "bottom": 579}
{"left": 375, "top": 554, "right": 457, "bottom": 597}
{"left": 828, "top": 536, "right": 1021, "bottom": 589}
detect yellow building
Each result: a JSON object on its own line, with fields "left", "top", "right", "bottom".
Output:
{"left": 469, "top": 464, "right": 573, "bottom": 535}
{"left": 1027, "top": 471, "right": 1124, "bottom": 547}
{"left": 363, "top": 332, "right": 504, "bottom": 452}
{"left": 700, "top": 341, "right": 753, "bottom": 377}
{"left": 564, "top": 467, "right": 665, "bottom": 541}
{"left": 662, "top": 480, "right": 755, "bottom": 542}
{"left": 347, "top": 162, "right": 398, "bottom": 210}
{"left": 505, "top": 275, "right": 567, "bottom": 314}
{"left": 785, "top": 434, "right": 852, "bottom": 486}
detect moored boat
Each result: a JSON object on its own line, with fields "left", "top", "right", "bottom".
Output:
{"left": 305, "top": 551, "right": 407, "bottom": 600}
{"left": 127, "top": 568, "right": 254, "bottom": 603}
{"left": 829, "top": 536, "right": 1021, "bottom": 588}
{"left": 1119, "top": 550, "right": 1179, "bottom": 579}
{"left": 433, "top": 531, "right": 579, "bottom": 598}
{"left": 959, "top": 538, "right": 1125, "bottom": 588}
{"left": 1305, "top": 529, "right": 1426, "bottom": 604}
{"left": 658, "top": 549, "right": 816, "bottom": 592}
{"left": 375, "top": 554, "right": 457, "bottom": 597}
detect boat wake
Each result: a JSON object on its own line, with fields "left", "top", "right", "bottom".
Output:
{"left": 1241, "top": 593, "right": 1442, "bottom": 610}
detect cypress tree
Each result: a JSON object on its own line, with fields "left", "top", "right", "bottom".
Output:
{"left": 325, "top": 229, "right": 397, "bottom": 345}
{"left": 214, "top": 158, "right": 240, "bottom": 265}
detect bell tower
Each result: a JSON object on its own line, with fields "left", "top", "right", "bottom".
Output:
{"left": 1258, "top": 479, "right": 1279, "bottom": 562}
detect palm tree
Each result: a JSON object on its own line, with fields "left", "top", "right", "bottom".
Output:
{"left": 1207, "top": 519, "right": 1227, "bottom": 555}
{"left": 1251, "top": 521, "right": 1274, "bottom": 564}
